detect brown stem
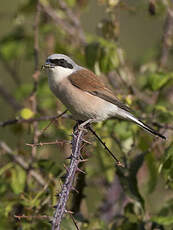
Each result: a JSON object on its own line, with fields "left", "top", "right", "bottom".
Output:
{"left": 159, "top": 6, "right": 173, "bottom": 68}
{"left": 30, "top": 1, "right": 41, "bottom": 159}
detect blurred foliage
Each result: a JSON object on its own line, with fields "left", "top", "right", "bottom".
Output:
{"left": 0, "top": 0, "right": 173, "bottom": 229}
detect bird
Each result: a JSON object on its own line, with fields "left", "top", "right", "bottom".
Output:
{"left": 43, "top": 53, "right": 166, "bottom": 140}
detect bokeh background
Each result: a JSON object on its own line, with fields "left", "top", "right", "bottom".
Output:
{"left": 0, "top": 0, "right": 173, "bottom": 229}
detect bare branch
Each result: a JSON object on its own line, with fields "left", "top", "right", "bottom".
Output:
{"left": 14, "top": 214, "right": 51, "bottom": 221}
{"left": 69, "top": 213, "right": 80, "bottom": 230}
{"left": 51, "top": 125, "right": 86, "bottom": 230}
{"left": 39, "top": 0, "right": 86, "bottom": 46}
{"left": 88, "top": 126, "right": 123, "bottom": 167}
{"left": 26, "top": 140, "right": 70, "bottom": 147}
{"left": 0, "top": 83, "right": 23, "bottom": 111}
{"left": 0, "top": 110, "right": 68, "bottom": 127}
{"left": 159, "top": 7, "right": 173, "bottom": 68}
{"left": 1, "top": 59, "right": 21, "bottom": 85}
{"left": 30, "top": 1, "right": 41, "bottom": 159}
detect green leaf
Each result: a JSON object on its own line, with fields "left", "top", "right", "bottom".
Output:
{"left": 152, "top": 216, "right": 173, "bottom": 226}
{"left": 85, "top": 42, "right": 100, "bottom": 70}
{"left": 146, "top": 152, "right": 157, "bottom": 193}
{"left": 114, "top": 122, "right": 133, "bottom": 140}
{"left": 20, "top": 108, "right": 34, "bottom": 119}
{"left": 85, "top": 38, "right": 119, "bottom": 73}
{"left": 117, "top": 153, "right": 145, "bottom": 209}
{"left": 10, "top": 165, "right": 26, "bottom": 195}
{"left": 148, "top": 72, "right": 172, "bottom": 91}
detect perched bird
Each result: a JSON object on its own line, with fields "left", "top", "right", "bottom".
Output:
{"left": 43, "top": 53, "right": 166, "bottom": 140}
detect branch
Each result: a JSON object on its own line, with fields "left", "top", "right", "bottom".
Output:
{"left": 88, "top": 126, "right": 123, "bottom": 167}
{"left": 30, "top": 1, "right": 41, "bottom": 159}
{"left": 51, "top": 125, "right": 87, "bottom": 230}
{"left": 14, "top": 214, "right": 51, "bottom": 221}
{"left": 71, "top": 163, "right": 86, "bottom": 214}
{"left": 1, "top": 59, "right": 21, "bottom": 85}
{"left": 0, "top": 110, "right": 68, "bottom": 127}
{"left": 159, "top": 6, "right": 173, "bottom": 68}
{"left": 39, "top": 0, "right": 86, "bottom": 46}
{"left": 0, "top": 83, "right": 23, "bottom": 111}
{"left": 0, "top": 141, "right": 46, "bottom": 186}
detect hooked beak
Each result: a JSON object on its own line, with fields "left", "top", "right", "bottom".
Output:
{"left": 41, "top": 63, "right": 55, "bottom": 71}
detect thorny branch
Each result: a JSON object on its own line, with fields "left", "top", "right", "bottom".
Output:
{"left": 52, "top": 125, "right": 87, "bottom": 230}
{"left": 26, "top": 140, "right": 70, "bottom": 147}
{"left": 14, "top": 214, "right": 51, "bottom": 221}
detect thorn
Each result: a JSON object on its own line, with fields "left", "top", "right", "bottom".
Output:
{"left": 48, "top": 219, "right": 53, "bottom": 224}
{"left": 71, "top": 186, "right": 79, "bottom": 193}
{"left": 66, "top": 155, "right": 72, "bottom": 160}
{"left": 63, "top": 164, "right": 69, "bottom": 173}
{"left": 60, "top": 174, "right": 67, "bottom": 181}
{"left": 56, "top": 193, "right": 61, "bottom": 197}
{"left": 67, "top": 154, "right": 80, "bottom": 160}
{"left": 82, "top": 139, "right": 92, "bottom": 144}
{"left": 76, "top": 167, "right": 86, "bottom": 174}
{"left": 79, "top": 158, "right": 88, "bottom": 163}
{"left": 116, "top": 161, "right": 125, "bottom": 168}
{"left": 65, "top": 210, "right": 74, "bottom": 214}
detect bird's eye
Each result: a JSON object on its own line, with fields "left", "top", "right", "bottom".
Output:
{"left": 48, "top": 58, "right": 73, "bottom": 69}
{"left": 59, "top": 60, "right": 65, "bottom": 65}
{"left": 49, "top": 59, "right": 58, "bottom": 65}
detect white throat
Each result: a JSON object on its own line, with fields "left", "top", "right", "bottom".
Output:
{"left": 47, "top": 66, "right": 75, "bottom": 84}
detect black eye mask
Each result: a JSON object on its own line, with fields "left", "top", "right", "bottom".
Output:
{"left": 48, "top": 58, "right": 73, "bottom": 69}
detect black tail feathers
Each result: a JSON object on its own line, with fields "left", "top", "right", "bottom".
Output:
{"left": 138, "top": 119, "right": 166, "bottom": 140}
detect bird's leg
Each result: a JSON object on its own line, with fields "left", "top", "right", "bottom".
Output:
{"left": 78, "top": 119, "right": 95, "bottom": 131}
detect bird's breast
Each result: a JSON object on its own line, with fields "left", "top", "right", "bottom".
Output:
{"left": 48, "top": 77, "right": 116, "bottom": 121}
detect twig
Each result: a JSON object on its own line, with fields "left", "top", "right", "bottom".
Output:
{"left": 69, "top": 213, "right": 80, "bottom": 230}
{"left": 51, "top": 124, "right": 86, "bottom": 230}
{"left": 0, "top": 141, "right": 46, "bottom": 186}
{"left": 0, "top": 83, "right": 23, "bottom": 111}
{"left": 39, "top": 0, "right": 86, "bottom": 46}
{"left": 57, "top": 0, "right": 84, "bottom": 36}
{"left": 38, "top": 118, "right": 57, "bottom": 137}
{"left": 152, "top": 122, "right": 173, "bottom": 130}
{"left": 30, "top": 1, "right": 41, "bottom": 159}
{"left": 159, "top": 6, "right": 173, "bottom": 68}
{"left": 88, "top": 126, "right": 123, "bottom": 167}
{"left": 26, "top": 140, "right": 70, "bottom": 147}
{"left": 1, "top": 59, "right": 21, "bottom": 86}
{"left": 14, "top": 214, "right": 51, "bottom": 221}
{"left": 0, "top": 111, "right": 68, "bottom": 127}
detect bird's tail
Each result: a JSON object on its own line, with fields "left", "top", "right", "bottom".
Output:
{"left": 120, "top": 110, "right": 166, "bottom": 140}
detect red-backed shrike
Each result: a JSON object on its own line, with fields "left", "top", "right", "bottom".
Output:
{"left": 43, "top": 54, "right": 165, "bottom": 139}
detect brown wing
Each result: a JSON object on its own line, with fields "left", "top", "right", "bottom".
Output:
{"left": 68, "top": 69, "right": 131, "bottom": 112}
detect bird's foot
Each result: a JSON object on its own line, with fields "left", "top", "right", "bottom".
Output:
{"left": 78, "top": 119, "right": 94, "bottom": 132}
